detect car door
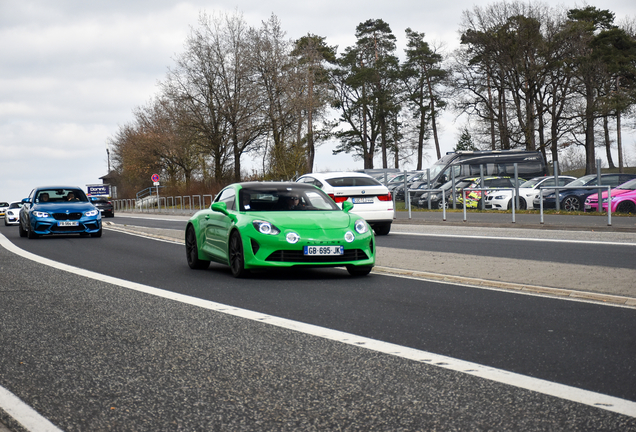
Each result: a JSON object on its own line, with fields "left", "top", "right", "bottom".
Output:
{"left": 202, "top": 188, "right": 236, "bottom": 261}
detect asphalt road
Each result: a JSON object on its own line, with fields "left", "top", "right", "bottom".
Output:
{"left": 1, "top": 219, "right": 636, "bottom": 431}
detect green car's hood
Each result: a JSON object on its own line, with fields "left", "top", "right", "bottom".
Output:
{"left": 247, "top": 210, "right": 352, "bottom": 229}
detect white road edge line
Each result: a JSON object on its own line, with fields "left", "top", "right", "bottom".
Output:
{"left": 1, "top": 232, "right": 635, "bottom": 422}
{"left": 0, "top": 385, "right": 62, "bottom": 432}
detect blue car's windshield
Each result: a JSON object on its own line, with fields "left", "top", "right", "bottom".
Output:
{"left": 36, "top": 188, "right": 88, "bottom": 203}
{"left": 240, "top": 187, "right": 340, "bottom": 212}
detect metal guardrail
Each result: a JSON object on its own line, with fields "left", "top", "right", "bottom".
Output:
{"left": 539, "top": 185, "right": 612, "bottom": 226}
{"left": 112, "top": 194, "right": 213, "bottom": 215}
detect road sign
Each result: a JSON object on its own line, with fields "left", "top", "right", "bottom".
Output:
{"left": 151, "top": 173, "right": 160, "bottom": 183}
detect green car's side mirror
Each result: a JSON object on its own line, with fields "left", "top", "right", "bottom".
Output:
{"left": 342, "top": 201, "right": 354, "bottom": 212}
{"left": 211, "top": 202, "right": 227, "bottom": 214}
{"left": 211, "top": 201, "right": 237, "bottom": 223}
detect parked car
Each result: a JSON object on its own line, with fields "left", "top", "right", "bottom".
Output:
{"left": 535, "top": 173, "right": 636, "bottom": 211}
{"left": 585, "top": 178, "right": 636, "bottom": 213}
{"left": 185, "top": 182, "right": 375, "bottom": 277}
{"left": 19, "top": 186, "right": 102, "bottom": 238}
{"left": 297, "top": 172, "right": 393, "bottom": 235}
{"left": 415, "top": 177, "right": 471, "bottom": 209}
{"left": 4, "top": 202, "right": 23, "bottom": 226}
{"left": 485, "top": 176, "right": 577, "bottom": 210}
{"left": 418, "top": 149, "right": 547, "bottom": 190}
{"left": 451, "top": 176, "right": 526, "bottom": 209}
{"left": 392, "top": 172, "right": 429, "bottom": 201}
{"left": 0, "top": 201, "right": 9, "bottom": 218}
{"left": 90, "top": 197, "right": 115, "bottom": 217}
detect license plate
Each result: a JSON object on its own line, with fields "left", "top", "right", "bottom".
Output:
{"left": 584, "top": 205, "right": 591, "bottom": 210}
{"left": 58, "top": 221, "right": 79, "bottom": 227}
{"left": 304, "top": 246, "right": 344, "bottom": 256}
{"left": 352, "top": 197, "right": 373, "bottom": 204}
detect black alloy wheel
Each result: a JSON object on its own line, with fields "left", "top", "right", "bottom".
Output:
{"left": 616, "top": 201, "right": 636, "bottom": 214}
{"left": 562, "top": 195, "right": 582, "bottom": 211}
{"left": 185, "top": 225, "right": 210, "bottom": 270}
{"left": 346, "top": 265, "right": 373, "bottom": 276}
{"left": 18, "top": 220, "right": 27, "bottom": 237}
{"left": 229, "top": 231, "right": 249, "bottom": 278}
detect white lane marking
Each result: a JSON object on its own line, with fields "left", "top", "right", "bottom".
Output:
{"left": 1, "top": 233, "right": 635, "bottom": 419}
{"left": 391, "top": 231, "right": 636, "bottom": 247}
{"left": 0, "top": 386, "right": 63, "bottom": 432}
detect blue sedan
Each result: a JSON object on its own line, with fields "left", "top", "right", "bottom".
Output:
{"left": 19, "top": 186, "right": 102, "bottom": 238}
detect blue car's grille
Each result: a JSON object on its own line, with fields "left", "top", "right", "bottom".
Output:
{"left": 266, "top": 249, "right": 369, "bottom": 263}
{"left": 52, "top": 212, "right": 83, "bottom": 221}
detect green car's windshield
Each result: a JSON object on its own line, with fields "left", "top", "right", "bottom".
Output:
{"left": 239, "top": 186, "right": 340, "bottom": 212}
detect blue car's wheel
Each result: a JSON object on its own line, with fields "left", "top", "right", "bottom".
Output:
{"left": 18, "top": 220, "right": 27, "bottom": 237}
{"left": 27, "top": 221, "right": 38, "bottom": 239}
{"left": 229, "top": 231, "right": 249, "bottom": 278}
{"left": 186, "top": 225, "right": 210, "bottom": 270}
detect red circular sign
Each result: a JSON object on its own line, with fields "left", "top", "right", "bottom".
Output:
{"left": 151, "top": 174, "right": 160, "bottom": 182}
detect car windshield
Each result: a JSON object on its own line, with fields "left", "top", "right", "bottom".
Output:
{"left": 36, "top": 188, "right": 88, "bottom": 203}
{"left": 0, "top": 202, "right": 8, "bottom": 207}
{"left": 239, "top": 187, "right": 340, "bottom": 212}
{"left": 9, "top": 202, "right": 23, "bottom": 209}
{"left": 519, "top": 178, "right": 545, "bottom": 188}
{"left": 616, "top": 178, "right": 636, "bottom": 190}
{"left": 324, "top": 176, "right": 382, "bottom": 187}
{"left": 567, "top": 175, "right": 596, "bottom": 187}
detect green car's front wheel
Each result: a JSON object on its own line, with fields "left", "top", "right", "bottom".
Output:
{"left": 346, "top": 265, "right": 372, "bottom": 277}
{"left": 186, "top": 225, "right": 210, "bottom": 270}
{"left": 229, "top": 231, "right": 249, "bottom": 278}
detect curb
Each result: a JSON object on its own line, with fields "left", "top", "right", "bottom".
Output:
{"left": 373, "top": 266, "right": 636, "bottom": 308}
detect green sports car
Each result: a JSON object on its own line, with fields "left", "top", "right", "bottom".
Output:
{"left": 185, "top": 182, "right": 376, "bottom": 278}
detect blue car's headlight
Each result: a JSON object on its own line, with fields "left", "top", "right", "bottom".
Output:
{"left": 33, "top": 211, "right": 49, "bottom": 218}
{"left": 252, "top": 220, "right": 280, "bottom": 235}
{"left": 85, "top": 209, "right": 99, "bottom": 217}
{"left": 354, "top": 219, "right": 368, "bottom": 234}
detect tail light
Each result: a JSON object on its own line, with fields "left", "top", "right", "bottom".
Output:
{"left": 377, "top": 192, "right": 392, "bottom": 202}
{"left": 328, "top": 194, "right": 349, "bottom": 203}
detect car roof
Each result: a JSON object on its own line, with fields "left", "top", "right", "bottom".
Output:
{"left": 299, "top": 172, "right": 375, "bottom": 180}
{"left": 237, "top": 181, "right": 319, "bottom": 191}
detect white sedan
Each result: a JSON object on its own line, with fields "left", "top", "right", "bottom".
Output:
{"left": 4, "top": 201, "right": 23, "bottom": 226}
{"left": 297, "top": 172, "right": 394, "bottom": 235}
{"left": 485, "top": 176, "right": 576, "bottom": 210}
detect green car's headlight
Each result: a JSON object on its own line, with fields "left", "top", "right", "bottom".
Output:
{"left": 253, "top": 220, "right": 280, "bottom": 235}
{"left": 33, "top": 211, "right": 49, "bottom": 218}
{"left": 354, "top": 219, "right": 368, "bottom": 234}
{"left": 344, "top": 231, "right": 355, "bottom": 242}
{"left": 85, "top": 209, "right": 99, "bottom": 217}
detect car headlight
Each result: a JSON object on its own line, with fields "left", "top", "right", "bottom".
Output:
{"left": 33, "top": 211, "right": 49, "bottom": 218}
{"left": 252, "top": 220, "right": 280, "bottom": 235}
{"left": 85, "top": 209, "right": 99, "bottom": 217}
{"left": 354, "top": 219, "right": 368, "bottom": 234}
{"left": 344, "top": 231, "right": 355, "bottom": 242}
{"left": 286, "top": 232, "right": 300, "bottom": 244}
{"left": 494, "top": 195, "right": 505, "bottom": 200}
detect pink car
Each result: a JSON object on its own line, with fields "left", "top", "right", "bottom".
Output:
{"left": 585, "top": 178, "right": 636, "bottom": 213}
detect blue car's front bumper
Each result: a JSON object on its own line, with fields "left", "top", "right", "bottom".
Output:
{"left": 30, "top": 213, "right": 101, "bottom": 235}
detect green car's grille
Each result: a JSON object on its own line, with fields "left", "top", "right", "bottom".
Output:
{"left": 265, "top": 249, "right": 369, "bottom": 263}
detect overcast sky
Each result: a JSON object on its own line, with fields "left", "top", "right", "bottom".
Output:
{"left": 1, "top": 0, "right": 635, "bottom": 202}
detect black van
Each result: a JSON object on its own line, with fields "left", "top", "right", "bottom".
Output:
{"left": 425, "top": 150, "right": 548, "bottom": 188}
